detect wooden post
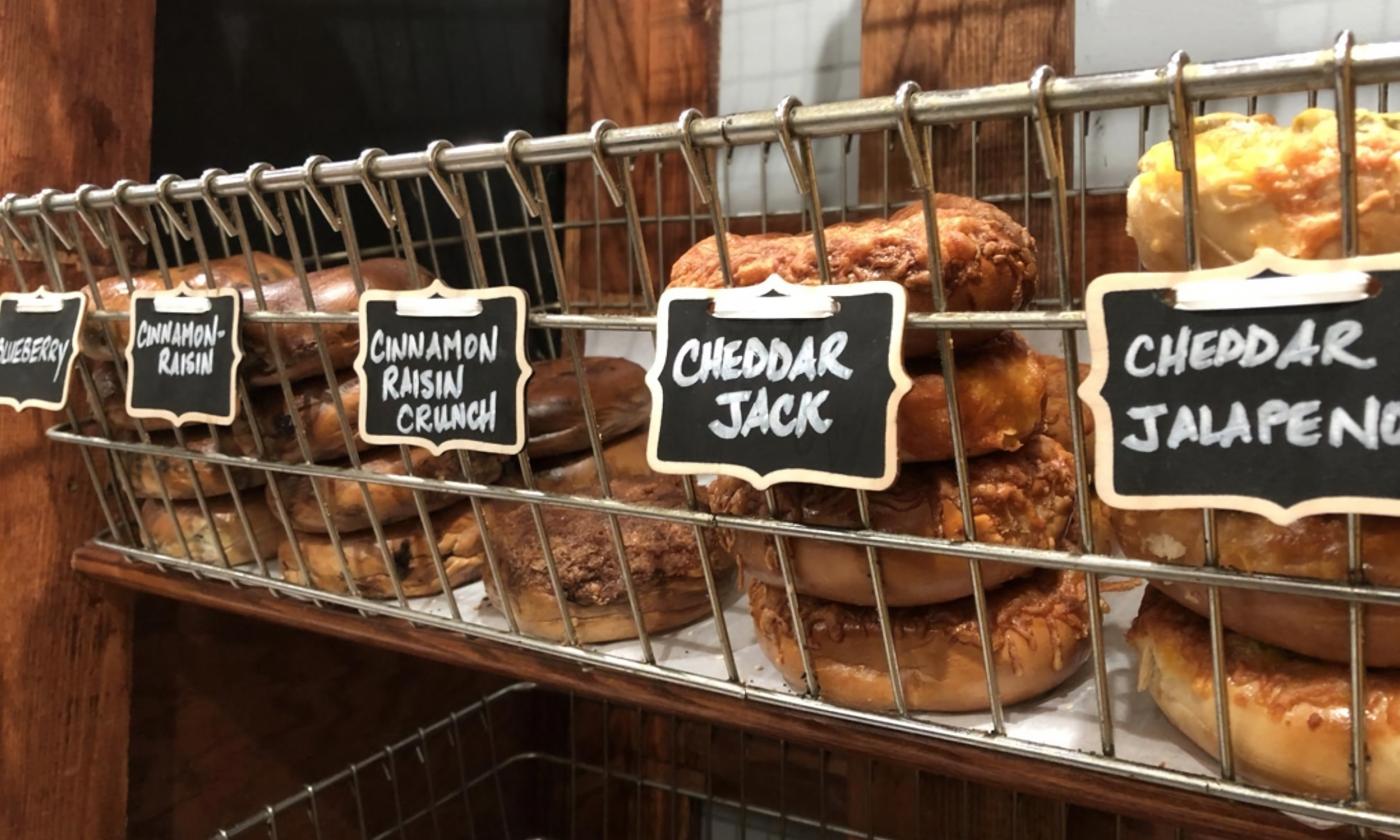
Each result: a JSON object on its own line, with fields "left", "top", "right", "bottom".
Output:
{"left": 563, "top": 0, "right": 721, "bottom": 310}
{"left": 0, "top": 2, "right": 156, "bottom": 837}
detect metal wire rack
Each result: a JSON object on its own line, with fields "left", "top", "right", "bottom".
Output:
{"left": 13, "top": 32, "right": 1400, "bottom": 836}
{"left": 211, "top": 681, "right": 1177, "bottom": 840}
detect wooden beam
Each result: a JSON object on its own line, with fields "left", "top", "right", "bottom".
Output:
{"left": 0, "top": 2, "right": 155, "bottom": 838}
{"left": 74, "top": 546, "right": 1340, "bottom": 840}
{"left": 563, "top": 0, "right": 720, "bottom": 310}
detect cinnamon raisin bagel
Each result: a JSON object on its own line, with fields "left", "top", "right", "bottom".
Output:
{"left": 1099, "top": 503, "right": 1400, "bottom": 666}
{"left": 1128, "top": 588, "right": 1400, "bottom": 809}
{"left": 526, "top": 356, "right": 649, "bottom": 458}
{"left": 710, "top": 436, "right": 1076, "bottom": 606}
{"left": 240, "top": 258, "right": 429, "bottom": 385}
{"left": 280, "top": 500, "right": 484, "bottom": 598}
{"left": 525, "top": 429, "right": 652, "bottom": 493}
{"left": 750, "top": 569, "right": 1091, "bottom": 711}
{"left": 79, "top": 253, "right": 296, "bottom": 360}
{"left": 140, "top": 491, "right": 280, "bottom": 566}
{"left": 668, "top": 198, "right": 1037, "bottom": 355}
{"left": 93, "top": 364, "right": 368, "bottom": 464}
{"left": 123, "top": 429, "right": 265, "bottom": 499}
{"left": 896, "top": 332, "right": 1046, "bottom": 462}
{"left": 482, "top": 477, "right": 733, "bottom": 643}
{"left": 276, "top": 446, "right": 503, "bottom": 533}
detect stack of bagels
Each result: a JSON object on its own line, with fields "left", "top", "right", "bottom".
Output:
{"left": 686, "top": 197, "right": 1097, "bottom": 712}
{"left": 1112, "top": 108, "right": 1400, "bottom": 809}
{"left": 482, "top": 356, "right": 737, "bottom": 643}
{"left": 85, "top": 254, "right": 504, "bottom": 599}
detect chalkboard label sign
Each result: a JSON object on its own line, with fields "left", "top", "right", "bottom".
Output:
{"left": 0, "top": 289, "right": 85, "bottom": 412}
{"left": 354, "top": 280, "right": 530, "bottom": 455}
{"left": 646, "top": 274, "right": 911, "bottom": 491}
{"left": 1081, "top": 249, "right": 1400, "bottom": 525}
{"left": 124, "top": 284, "right": 243, "bottom": 426}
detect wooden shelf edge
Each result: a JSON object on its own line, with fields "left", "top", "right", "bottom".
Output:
{"left": 73, "top": 545, "right": 1340, "bottom": 840}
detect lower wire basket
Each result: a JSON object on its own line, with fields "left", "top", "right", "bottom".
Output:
{"left": 212, "top": 682, "right": 1184, "bottom": 840}
{"left": 215, "top": 682, "right": 897, "bottom": 840}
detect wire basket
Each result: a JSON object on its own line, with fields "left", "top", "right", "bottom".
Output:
{"left": 12, "top": 31, "right": 1400, "bottom": 836}
{"left": 211, "top": 681, "right": 1175, "bottom": 840}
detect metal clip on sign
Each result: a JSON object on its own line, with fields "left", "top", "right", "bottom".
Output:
{"left": 14, "top": 289, "right": 63, "bottom": 313}
{"left": 709, "top": 274, "right": 837, "bottom": 320}
{"left": 394, "top": 294, "right": 484, "bottom": 318}
{"left": 1169, "top": 270, "right": 1375, "bottom": 311}
{"left": 152, "top": 294, "right": 212, "bottom": 314}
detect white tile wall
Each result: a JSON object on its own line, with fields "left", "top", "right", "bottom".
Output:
{"left": 717, "top": 0, "right": 862, "bottom": 216}
{"left": 1076, "top": 1, "right": 1400, "bottom": 189}
{"left": 716, "top": 1, "right": 1400, "bottom": 205}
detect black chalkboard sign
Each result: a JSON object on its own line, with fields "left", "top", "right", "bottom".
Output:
{"left": 124, "top": 284, "right": 243, "bottom": 426}
{"left": 1081, "top": 250, "right": 1400, "bottom": 524}
{"left": 646, "top": 274, "right": 910, "bottom": 491}
{"left": 0, "top": 290, "right": 85, "bottom": 412}
{"left": 354, "top": 281, "right": 530, "bottom": 455}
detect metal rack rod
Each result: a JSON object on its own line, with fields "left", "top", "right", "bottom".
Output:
{"left": 9, "top": 41, "right": 1400, "bottom": 218}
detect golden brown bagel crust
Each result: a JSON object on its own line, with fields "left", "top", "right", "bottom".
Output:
{"left": 1128, "top": 589, "right": 1400, "bottom": 808}
{"left": 1036, "top": 354, "right": 1095, "bottom": 467}
{"left": 80, "top": 253, "right": 296, "bottom": 360}
{"left": 481, "top": 477, "right": 733, "bottom": 643}
{"left": 241, "top": 258, "right": 429, "bottom": 385}
{"left": 749, "top": 569, "right": 1091, "bottom": 711}
{"left": 1099, "top": 502, "right": 1400, "bottom": 665}
{"left": 897, "top": 332, "right": 1046, "bottom": 462}
{"left": 668, "top": 199, "right": 1037, "bottom": 353}
{"left": 524, "top": 429, "right": 652, "bottom": 493}
{"left": 525, "top": 356, "right": 650, "bottom": 458}
{"left": 93, "top": 364, "right": 368, "bottom": 464}
{"left": 1127, "top": 109, "right": 1400, "bottom": 270}
{"left": 140, "top": 491, "right": 280, "bottom": 566}
{"left": 710, "top": 436, "right": 1076, "bottom": 606}
{"left": 123, "top": 429, "right": 265, "bottom": 499}
{"left": 280, "top": 501, "right": 484, "bottom": 598}
{"left": 276, "top": 445, "right": 502, "bottom": 534}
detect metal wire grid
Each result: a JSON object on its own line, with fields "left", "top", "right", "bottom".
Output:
{"left": 212, "top": 681, "right": 1172, "bottom": 840}
{"left": 9, "top": 33, "right": 1400, "bottom": 834}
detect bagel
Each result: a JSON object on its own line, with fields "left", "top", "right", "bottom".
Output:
{"left": 668, "top": 198, "right": 1037, "bottom": 354}
{"left": 140, "top": 491, "right": 280, "bottom": 566}
{"left": 524, "top": 429, "right": 652, "bottom": 493}
{"left": 481, "top": 477, "right": 733, "bottom": 643}
{"left": 279, "top": 500, "right": 484, "bottom": 598}
{"left": 525, "top": 356, "right": 649, "bottom": 458}
{"left": 1128, "top": 588, "right": 1400, "bottom": 809}
{"left": 122, "top": 428, "right": 264, "bottom": 499}
{"left": 79, "top": 253, "right": 296, "bottom": 360}
{"left": 896, "top": 332, "right": 1046, "bottom": 462}
{"left": 240, "top": 258, "right": 429, "bottom": 385}
{"left": 1037, "top": 353, "right": 1094, "bottom": 467}
{"left": 1127, "top": 109, "right": 1400, "bottom": 271}
{"left": 749, "top": 569, "right": 1091, "bottom": 711}
{"left": 92, "top": 364, "right": 368, "bottom": 463}
{"left": 710, "top": 436, "right": 1076, "bottom": 606}
{"left": 1099, "top": 503, "right": 1400, "bottom": 666}
{"left": 275, "top": 445, "right": 503, "bottom": 534}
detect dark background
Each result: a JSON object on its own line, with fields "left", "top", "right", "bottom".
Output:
{"left": 150, "top": 0, "right": 570, "bottom": 296}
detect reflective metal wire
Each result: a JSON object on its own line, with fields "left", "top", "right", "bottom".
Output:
{"left": 24, "top": 37, "right": 1400, "bottom": 834}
